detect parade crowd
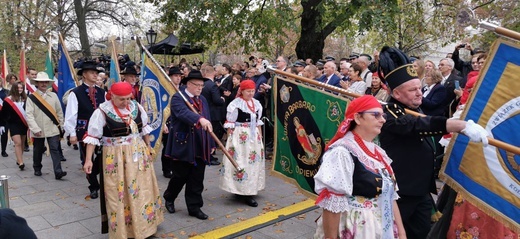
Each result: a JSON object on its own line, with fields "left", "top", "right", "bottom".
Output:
{"left": 0, "top": 42, "right": 518, "bottom": 239}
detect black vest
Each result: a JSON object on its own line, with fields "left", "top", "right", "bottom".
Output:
{"left": 351, "top": 153, "right": 384, "bottom": 198}
{"left": 102, "top": 106, "right": 143, "bottom": 137}
{"left": 236, "top": 108, "right": 259, "bottom": 123}
{"left": 72, "top": 84, "right": 105, "bottom": 138}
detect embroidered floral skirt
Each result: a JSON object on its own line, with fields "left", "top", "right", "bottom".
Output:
{"left": 447, "top": 194, "right": 517, "bottom": 239}
{"left": 314, "top": 196, "right": 399, "bottom": 239}
{"left": 219, "top": 125, "right": 265, "bottom": 195}
{"left": 102, "top": 137, "right": 164, "bottom": 239}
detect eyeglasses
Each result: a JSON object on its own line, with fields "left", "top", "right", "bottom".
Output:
{"left": 189, "top": 81, "right": 204, "bottom": 88}
{"left": 359, "top": 111, "right": 387, "bottom": 120}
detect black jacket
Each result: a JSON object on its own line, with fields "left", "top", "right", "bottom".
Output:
{"left": 379, "top": 98, "right": 448, "bottom": 196}
{"left": 201, "top": 80, "right": 225, "bottom": 121}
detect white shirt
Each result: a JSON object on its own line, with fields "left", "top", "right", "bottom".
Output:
{"left": 64, "top": 83, "right": 105, "bottom": 137}
{"left": 423, "top": 84, "right": 435, "bottom": 97}
{"left": 361, "top": 69, "right": 373, "bottom": 88}
{"left": 441, "top": 73, "right": 451, "bottom": 86}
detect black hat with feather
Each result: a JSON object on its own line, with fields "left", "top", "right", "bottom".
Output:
{"left": 378, "top": 46, "right": 418, "bottom": 90}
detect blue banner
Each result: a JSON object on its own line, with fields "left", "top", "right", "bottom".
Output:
{"left": 139, "top": 53, "right": 176, "bottom": 154}
{"left": 107, "top": 42, "right": 121, "bottom": 90}
{"left": 443, "top": 39, "right": 520, "bottom": 231}
{"left": 57, "top": 43, "right": 76, "bottom": 109}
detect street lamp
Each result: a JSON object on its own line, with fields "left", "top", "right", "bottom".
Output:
{"left": 146, "top": 27, "right": 157, "bottom": 50}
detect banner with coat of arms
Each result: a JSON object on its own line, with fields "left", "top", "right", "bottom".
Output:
{"left": 442, "top": 39, "right": 520, "bottom": 232}
{"left": 272, "top": 76, "right": 349, "bottom": 197}
{"left": 139, "top": 53, "right": 176, "bottom": 155}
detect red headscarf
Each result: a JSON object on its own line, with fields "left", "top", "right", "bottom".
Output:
{"left": 325, "top": 95, "right": 382, "bottom": 150}
{"left": 107, "top": 82, "right": 133, "bottom": 100}
{"left": 240, "top": 80, "right": 255, "bottom": 90}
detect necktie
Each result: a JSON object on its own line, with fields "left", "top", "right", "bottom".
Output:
{"left": 192, "top": 96, "right": 201, "bottom": 112}
{"left": 88, "top": 87, "right": 97, "bottom": 109}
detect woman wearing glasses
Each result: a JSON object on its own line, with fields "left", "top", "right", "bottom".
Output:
{"left": 314, "top": 95, "right": 406, "bottom": 239}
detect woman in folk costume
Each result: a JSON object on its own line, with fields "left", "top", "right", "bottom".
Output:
{"left": 219, "top": 79, "right": 265, "bottom": 207}
{"left": 83, "top": 82, "right": 163, "bottom": 239}
{"left": 314, "top": 95, "right": 406, "bottom": 239}
{"left": 0, "top": 81, "right": 28, "bottom": 170}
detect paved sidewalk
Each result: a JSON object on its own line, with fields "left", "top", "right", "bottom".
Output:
{"left": 1, "top": 141, "right": 320, "bottom": 239}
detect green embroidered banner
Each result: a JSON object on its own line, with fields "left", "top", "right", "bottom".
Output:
{"left": 272, "top": 76, "right": 349, "bottom": 197}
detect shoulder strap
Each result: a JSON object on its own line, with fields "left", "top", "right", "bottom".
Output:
{"left": 28, "top": 93, "right": 60, "bottom": 126}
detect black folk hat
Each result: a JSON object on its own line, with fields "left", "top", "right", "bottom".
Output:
{"left": 168, "top": 67, "right": 182, "bottom": 76}
{"left": 181, "top": 70, "right": 210, "bottom": 85}
{"left": 77, "top": 60, "right": 105, "bottom": 76}
{"left": 378, "top": 46, "right": 417, "bottom": 90}
{"left": 121, "top": 66, "right": 140, "bottom": 75}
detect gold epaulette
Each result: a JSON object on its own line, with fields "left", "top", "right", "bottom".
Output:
{"left": 385, "top": 104, "right": 405, "bottom": 118}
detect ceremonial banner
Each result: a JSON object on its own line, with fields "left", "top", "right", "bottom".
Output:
{"left": 443, "top": 39, "right": 520, "bottom": 232}
{"left": 19, "top": 48, "right": 26, "bottom": 83}
{"left": 272, "top": 76, "right": 349, "bottom": 197}
{"left": 107, "top": 40, "right": 121, "bottom": 90}
{"left": 57, "top": 34, "right": 78, "bottom": 109}
{"left": 1, "top": 49, "right": 8, "bottom": 87}
{"left": 45, "top": 37, "right": 57, "bottom": 92}
{"left": 139, "top": 53, "right": 176, "bottom": 154}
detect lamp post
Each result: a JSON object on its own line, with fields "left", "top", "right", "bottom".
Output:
{"left": 146, "top": 27, "right": 157, "bottom": 52}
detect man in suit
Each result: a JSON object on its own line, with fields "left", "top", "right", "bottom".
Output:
{"left": 64, "top": 60, "right": 105, "bottom": 199}
{"left": 217, "top": 64, "right": 233, "bottom": 103}
{"left": 317, "top": 61, "right": 341, "bottom": 88}
{"left": 163, "top": 70, "right": 215, "bottom": 220}
{"left": 438, "top": 58, "right": 463, "bottom": 117}
{"left": 201, "top": 65, "right": 226, "bottom": 165}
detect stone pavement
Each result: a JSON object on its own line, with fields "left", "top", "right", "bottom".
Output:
{"left": 1, "top": 141, "right": 320, "bottom": 239}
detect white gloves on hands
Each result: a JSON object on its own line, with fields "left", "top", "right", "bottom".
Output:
{"left": 0, "top": 126, "right": 4, "bottom": 135}
{"left": 461, "top": 120, "right": 489, "bottom": 145}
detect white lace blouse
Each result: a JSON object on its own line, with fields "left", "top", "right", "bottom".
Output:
{"left": 83, "top": 100, "right": 152, "bottom": 146}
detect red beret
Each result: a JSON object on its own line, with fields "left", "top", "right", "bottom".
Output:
{"left": 239, "top": 80, "right": 256, "bottom": 90}
{"left": 110, "top": 82, "right": 133, "bottom": 96}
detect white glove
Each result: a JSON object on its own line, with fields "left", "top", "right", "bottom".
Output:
{"left": 0, "top": 126, "right": 4, "bottom": 135}
{"left": 461, "top": 120, "right": 489, "bottom": 145}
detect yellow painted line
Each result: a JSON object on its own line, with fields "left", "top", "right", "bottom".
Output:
{"left": 193, "top": 199, "right": 315, "bottom": 239}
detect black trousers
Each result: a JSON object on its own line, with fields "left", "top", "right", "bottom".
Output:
{"left": 32, "top": 136, "right": 64, "bottom": 175}
{"left": 163, "top": 157, "right": 206, "bottom": 213}
{"left": 160, "top": 133, "right": 173, "bottom": 174}
{"left": 397, "top": 194, "right": 432, "bottom": 239}
{"left": 0, "top": 128, "right": 7, "bottom": 153}
{"left": 78, "top": 142, "right": 102, "bottom": 191}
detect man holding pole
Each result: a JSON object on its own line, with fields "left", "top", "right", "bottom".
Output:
{"left": 377, "top": 47, "right": 490, "bottom": 239}
{"left": 163, "top": 70, "right": 215, "bottom": 220}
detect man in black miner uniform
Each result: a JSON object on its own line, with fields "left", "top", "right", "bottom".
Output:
{"left": 377, "top": 47, "right": 490, "bottom": 239}
{"left": 64, "top": 60, "right": 106, "bottom": 199}
{"left": 163, "top": 70, "right": 215, "bottom": 220}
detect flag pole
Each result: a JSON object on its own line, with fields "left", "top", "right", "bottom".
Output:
{"left": 480, "top": 22, "right": 520, "bottom": 42}
{"left": 58, "top": 33, "right": 79, "bottom": 87}
{"left": 135, "top": 37, "right": 243, "bottom": 172}
{"left": 267, "top": 67, "right": 520, "bottom": 156}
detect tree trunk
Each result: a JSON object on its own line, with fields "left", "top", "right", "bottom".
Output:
{"left": 296, "top": 0, "right": 326, "bottom": 63}
{"left": 74, "top": 0, "right": 91, "bottom": 57}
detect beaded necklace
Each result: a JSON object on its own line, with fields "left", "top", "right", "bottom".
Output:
{"left": 242, "top": 97, "right": 255, "bottom": 113}
{"left": 352, "top": 131, "right": 393, "bottom": 176}
{"left": 112, "top": 102, "right": 131, "bottom": 134}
